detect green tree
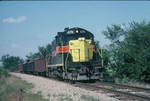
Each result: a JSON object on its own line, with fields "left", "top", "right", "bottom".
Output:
{"left": 0, "top": 54, "right": 23, "bottom": 71}
{"left": 121, "top": 21, "right": 150, "bottom": 82}
{"left": 45, "top": 43, "right": 52, "bottom": 55}
{"left": 26, "top": 52, "right": 41, "bottom": 60}
{"left": 102, "top": 21, "right": 150, "bottom": 82}
{"left": 94, "top": 40, "right": 100, "bottom": 48}
{"left": 26, "top": 44, "right": 52, "bottom": 60}
{"left": 102, "top": 24, "right": 126, "bottom": 44}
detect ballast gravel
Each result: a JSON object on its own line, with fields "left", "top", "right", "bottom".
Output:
{"left": 11, "top": 73, "right": 119, "bottom": 101}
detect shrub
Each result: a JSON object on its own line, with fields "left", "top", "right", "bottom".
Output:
{"left": 81, "top": 95, "right": 99, "bottom": 101}
{"left": 0, "top": 70, "right": 47, "bottom": 101}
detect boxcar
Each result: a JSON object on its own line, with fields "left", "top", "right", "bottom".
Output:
{"left": 34, "top": 57, "right": 46, "bottom": 75}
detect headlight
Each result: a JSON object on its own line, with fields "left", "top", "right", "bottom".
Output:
{"left": 76, "top": 30, "right": 79, "bottom": 33}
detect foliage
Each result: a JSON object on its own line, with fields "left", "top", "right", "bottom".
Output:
{"left": 0, "top": 54, "right": 23, "bottom": 71}
{"left": 94, "top": 40, "right": 100, "bottom": 48}
{"left": 101, "top": 48, "right": 110, "bottom": 67}
{"left": 52, "top": 93, "right": 73, "bottom": 101}
{"left": 102, "top": 24, "right": 126, "bottom": 43}
{"left": 0, "top": 70, "right": 47, "bottom": 101}
{"left": 102, "top": 21, "right": 150, "bottom": 83}
{"left": 80, "top": 95, "right": 99, "bottom": 101}
{"left": 26, "top": 43, "right": 52, "bottom": 60}
{"left": 0, "top": 68, "right": 10, "bottom": 79}
{"left": 24, "top": 92, "right": 49, "bottom": 101}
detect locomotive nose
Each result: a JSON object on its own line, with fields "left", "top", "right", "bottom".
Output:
{"left": 69, "top": 37, "right": 94, "bottom": 62}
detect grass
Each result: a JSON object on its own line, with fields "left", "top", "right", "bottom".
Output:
{"left": 24, "top": 92, "right": 49, "bottom": 101}
{"left": 0, "top": 68, "right": 101, "bottom": 101}
{"left": 80, "top": 95, "right": 100, "bottom": 101}
{"left": 0, "top": 68, "right": 48, "bottom": 101}
{"left": 52, "top": 93, "right": 73, "bottom": 101}
{"left": 59, "top": 96, "right": 73, "bottom": 101}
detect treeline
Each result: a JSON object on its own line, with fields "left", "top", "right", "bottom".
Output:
{"left": 0, "top": 54, "right": 23, "bottom": 71}
{"left": 0, "top": 44, "right": 52, "bottom": 71}
{"left": 0, "top": 20, "right": 149, "bottom": 83}
{"left": 102, "top": 21, "right": 150, "bottom": 83}
{"left": 26, "top": 44, "right": 52, "bottom": 60}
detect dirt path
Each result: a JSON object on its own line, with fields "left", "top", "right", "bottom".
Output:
{"left": 11, "top": 73, "right": 118, "bottom": 101}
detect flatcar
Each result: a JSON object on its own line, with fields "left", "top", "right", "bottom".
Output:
{"left": 18, "top": 27, "right": 103, "bottom": 82}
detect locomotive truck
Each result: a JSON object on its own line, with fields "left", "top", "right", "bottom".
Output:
{"left": 18, "top": 27, "right": 103, "bottom": 82}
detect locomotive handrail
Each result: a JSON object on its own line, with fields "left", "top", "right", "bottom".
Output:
{"left": 60, "top": 41, "right": 65, "bottom": 71}
{"left": 65, "top": 52, "right": 70, "bottom": 71}
{"left": 88, "top": 48, "right": 93, "bottom": 60}
{"left": 97, "top": 48, "right": 104, "bottom": 67}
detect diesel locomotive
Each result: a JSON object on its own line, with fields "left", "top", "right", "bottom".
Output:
{"left": 19, "top": 27, "right": 103, "bottom": 82}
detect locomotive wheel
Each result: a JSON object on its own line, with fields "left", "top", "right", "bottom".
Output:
{"left": 49, "top": 71, "right": 52, "bottom": 78}
{"left": 46, "top": 69, "right": 52, "bottom": 78}
{"left": 69, "top": 76, "right": 76, "bottom": 84}
{"left": 46, "top": 71, "right": 49, "bottom": 77}
{"left": 69, "top": 79, "right": 76, "bottom": 84}
{"left": 63, "top": 72, "right": 68, "bottom": 80}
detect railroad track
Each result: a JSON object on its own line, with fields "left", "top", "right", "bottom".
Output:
{"left": 96, "top": 81, "right": 150, "bottom": 93}
{"left": 15, "top": 72, "right": 150, "bottom": 100}
{"left": 75, "top": 82, "right": 150, "bottom": 101}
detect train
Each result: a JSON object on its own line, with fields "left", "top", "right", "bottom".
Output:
{"left": 18, "top": 27, "right": 103, "bottom": 82}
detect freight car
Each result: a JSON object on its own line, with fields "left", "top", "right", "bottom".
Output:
{"left": 19, "top": 27, "right": 103, "bottom": 82}
{"left": 18, "top": 57, "right": 46, "bottom": 75}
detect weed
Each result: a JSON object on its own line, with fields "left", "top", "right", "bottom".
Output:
{"left": 23, "top": 80, "right": 34, "bottom": 89}
{"left": 52, "top": 93, "right": 73, "bottom": 101}
{"left": 24, "top": 92, "right": 49, "bottom": 101}
{"left": 64, "top": 96, "right": 73, "bottom": 101}
{"left": 53, "top": 94, "right": 57, "bottom": 97}
{"left": 0, "top": 75, "right": 24, "bottom": 101}
{"left": 81, "top": 95, "right": 99, "bottom": 101}
{"left": 47, "top": 93, "right": 51, "bottom": 97}
{"left": 0, "top": 68, "right": 10, "bottom": 78}
{"left": 0, "top": 68, "right": 47, "bottom": 101}
{"left": 58, "top": 94, "right": 73, "bottom": 101}
{"left": 58, "top": 93, "right": 65, "bottom": 96}
{"left": 37, "top": 91, "right": 42, "bottom": 95}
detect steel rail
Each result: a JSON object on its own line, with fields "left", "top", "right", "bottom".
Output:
{"left": 96, "top": 81, "right": 150, "bottom": 93}
{"left": 75, "top": 82, "right": 150, "bottom": 101}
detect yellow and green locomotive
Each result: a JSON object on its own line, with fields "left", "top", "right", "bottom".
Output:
{"left": 46, "top": 27, "right": 103, "bottom": 81}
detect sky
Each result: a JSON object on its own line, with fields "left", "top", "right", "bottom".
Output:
{"left": 0, "top": 1, "right": 150, "bottom": 59}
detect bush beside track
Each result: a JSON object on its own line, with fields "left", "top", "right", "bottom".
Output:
{"left": 0, "top": 68, "right": 48, "bottom": 101}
